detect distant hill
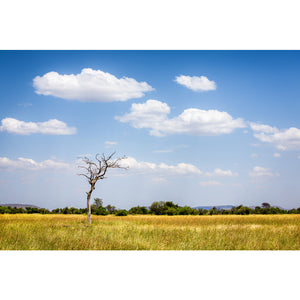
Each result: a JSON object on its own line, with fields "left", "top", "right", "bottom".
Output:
{"left": 193, "top": 205, "right": 234, "bottom": 211}
{"left": 0, "top": 204, "right": 40, "bottom": 209}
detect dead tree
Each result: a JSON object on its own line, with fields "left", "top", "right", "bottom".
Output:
{"left": 78, "top": 152, "right": 128, "bottom": 224}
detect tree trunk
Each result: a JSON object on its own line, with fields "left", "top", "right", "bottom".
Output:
{"left": 87, "top": 192, "right": 91, "bottom": 224}
{"left": 87, "top": 183, "right": 96, "bottom": 224}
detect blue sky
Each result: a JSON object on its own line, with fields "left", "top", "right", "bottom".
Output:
{"left": 1, "top": 50, "right": 300, "bottom": 209}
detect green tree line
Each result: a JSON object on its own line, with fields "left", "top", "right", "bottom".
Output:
{"left": 1, "top": 200, "right": 300, "bottom": 215}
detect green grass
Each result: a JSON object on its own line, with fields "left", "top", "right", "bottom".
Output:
{"left": 0, "top": 214, "right": 299, "bottom": 250}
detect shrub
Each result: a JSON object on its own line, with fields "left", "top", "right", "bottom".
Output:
{"left": 178, "top": 206, "right": 192, "bottom": 215}
{"left": 149, "top": 201, "right": 167, "bottom": 215}
{"left": 129, "top": 206, "right": 149, "bottom": 214}
{"left": 115, "top": 210, "right": 128, "bottom": 216}
{"left": 166, "top": 207, "right": 177, "bottom": 215}
{"left": 105, "top": 205, "right": 116, "bottom": 214}
{"left": 0, "top": 206, "right": 11, "bottom": 214}
{"left": 94, "top": 207, "right": 108, "bottom": 215}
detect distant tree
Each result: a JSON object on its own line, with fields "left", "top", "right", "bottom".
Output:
{"left": 209, "top": 207, "right": 218, "bottom": 215}
{"left": 17, "top": 207, "right": 25, "bottom": 214}
{"left": 94, "top": 206, "right": 108, "bottom": 215}
{"left": 115, "top": 209, "right": 128, "bottom": 216}
{"left": 166, "top": 207, "right": 177, "bottom": 215}
{"left": 93, "top": 198, "right": 103, "bottom": 208}
{"left": 262, "top": 202, "right": 271, "bottom": 208}
{"left": 61, "top": 207, "right": 70, "bottom": 214}
{"left": 150, "top": 201, "right": 167, "bottom": 215}
{"left": 106, "top": 204, "right": 116, "bottom": 214}
{"left": 189, "top": 208, "right": 200, "bottom": 215}
{"left": 10, "top": 207, "right": 17, "bottom": 214}
{"left": 197, "top": 208, "right": 205, "bottom": 215}
{"left": 78, "top": 152, "right": 128, "bottom": 224}
{"left": 70, "top": 207, "right": 80, "bottom": 214}
{"left": 178, "top": 206, "right": 192, "bottom": 215}
{"left": 0, "top": 206, "right": 11, "bottom": 214}
{"left": 165, "top": 201, "right": 179, "bottom": 209}
{"left": 79, "top": 208, "right": 88, "bottom": 214}
{"left": 236, "top": 206, "right": 251, "bottom": 215}
{"left": 129, "top": 206, "right": 149, "bottom": 215}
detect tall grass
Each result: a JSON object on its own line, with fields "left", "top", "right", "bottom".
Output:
{"left": 0, "top": 214, "right": 299, "bottom": 250}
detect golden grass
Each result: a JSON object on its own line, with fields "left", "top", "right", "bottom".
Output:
{"left": 0, "top": 214, "right": 299, "bottom": 250}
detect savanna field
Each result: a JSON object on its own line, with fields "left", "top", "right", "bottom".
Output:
{"left": 0, "top": 214, "right": 300, "bottom": 250}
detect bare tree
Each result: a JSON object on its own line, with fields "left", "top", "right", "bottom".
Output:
{"left": 78, "top": 152, "right": 128, "bottom": 224}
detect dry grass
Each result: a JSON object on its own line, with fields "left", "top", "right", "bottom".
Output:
{"left": 0, "top": 214, "right": 299, "bottom": 250}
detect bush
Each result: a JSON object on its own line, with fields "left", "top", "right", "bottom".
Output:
{"left": 61, "top": 207, "right": 70, "bottom": 214}
{"left": 178, "top": 206, "right": 192, "bottom": 215}
{"left": 94, "top": 207, "right": 108, "bottom": 215}
{"left": 0, "top": 206, "right": 11, "bottom": 214}
{"left": 105, "top": 205, "right": 116, "bottom": 214}
{"left": 166, "top": 207, "right": 177, "bottom": 215}
{"left": 129, "top": 206, "right": 149, "bottom": 214}
{"left": 189, "top": 208, "right": 199, "bottom": 215}
{"left": 115, "top": 210, "right": 128, "bottom": 216}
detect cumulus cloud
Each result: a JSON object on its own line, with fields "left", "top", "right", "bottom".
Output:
{"left": 175, "top": 75, "right": 216, "bottom": 92}
{"left": 118, "top": 156, "right": 239, "bottom": 181}
{"left": 200, "top": 180, "right": 222, "bottom": 186}
{"left": 250, "top": 122, "right": 300, "bottom": 151}
{"left": 116, "top": 100, "right": 246, "bottom": 137}
{"left": 205, "top": 168, "right": 238, "bottom": 177}
{"left": 33, "top": 68, "right": 154, "bottom": 102}
{"left": 0, "top": 157, "right": 72, "bottom": 171}
{"left": 273, "top": 153, "right": 281, "bottom": 158}
{"left": 119, "top": 156, "right": 202, "bottom": 175}
{"left": 250, "top": 122, "right": 279, "bottom": 134}
{"left": 249, "top": 166, "right": 279, "bottom": 177}
{"left": 0, "top": 118, "right": 76, "bottom": 135}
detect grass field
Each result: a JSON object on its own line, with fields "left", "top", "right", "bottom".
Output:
{"left": 0, "top": 214, "right": 299, "bottom": 250}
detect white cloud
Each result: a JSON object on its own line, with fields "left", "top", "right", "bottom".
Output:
{"left": 120, "top": 157, "right": 157, "bottom": 171}
{"left": 0, "top": 118, "right": 76, "bottom": 135}
{"left": 33, "top": 68, "right": 154, "bottom": 102}
{"left": 116, "top": 99, "right": 246, "bottom": 137}
{"left": 0, "top": 157, "right": 71, "bottom": 171}
{"left": 205, "top": 168, "right": 238, "bottom": 177}
{"left": 250, "top": 122, "right": 279, "bottom": 134}
{"left": 158, "top": 162, "right": 202, "bottom": 175}
{"left": 119, "top": 156, "right": 239, "bottom": 180}
{"left": 175, "top": 75, "right": 216, "bottom": 92}
{"left": 120, "top": 156, "right": 202, "bottom": 175}
{"left": 249, "top": 166, "right": 279, "bottom": 177}
{"left": 273, "top": 153, "right": 281, "bottom": 158}
{"left": 200, "top": 180, "right": 222, "bottom": 187}
{"left": 250, "top": 122, "right": 300, "bottom": 151}
{"left": 251, "top": 153, "right": 258, "bottom": 158}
